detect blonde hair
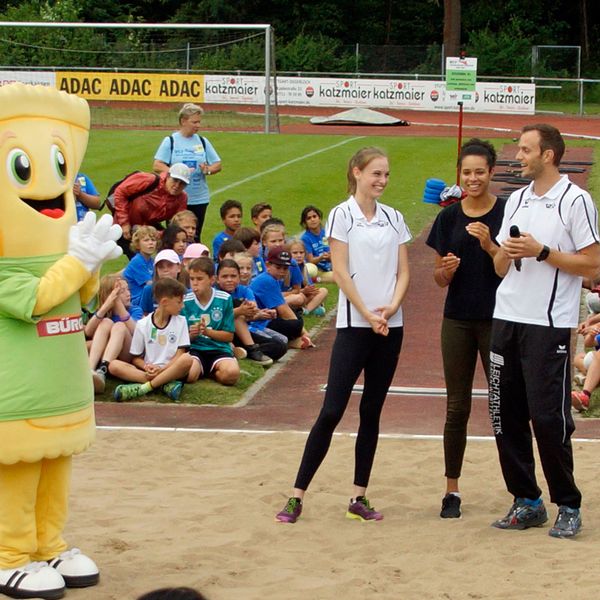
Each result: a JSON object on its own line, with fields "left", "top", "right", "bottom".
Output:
{"left": 347, "top": 147, "right": 387, "bottom": 195}
{"left": 171, "top": 210, "right": 198, "bottom": 226}
{"left": 178, "top": 103, "right": 204, "bottom": 124}
{"left": 233, "top": 252, "right": 253, "bottom": 268}
{"left": 287, "top": 238, "right": 305, "bottom": 253}
{"left": 261, "top": 223, "right": 286, "bottom": 245}
{"left": 98, "top": 274, "right": 125, "bottom": 317}
{"left": 130, "top": 225, "right": 158, "bottom": 253}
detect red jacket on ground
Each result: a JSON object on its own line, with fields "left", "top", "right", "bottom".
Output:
{"left": 113, "top": 171, "right": 187, "bottom": 228}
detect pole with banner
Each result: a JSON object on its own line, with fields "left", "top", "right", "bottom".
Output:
{"left": 445, "top": 55, "right": 477, "bottom": 184}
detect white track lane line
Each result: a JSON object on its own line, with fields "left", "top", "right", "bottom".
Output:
{"left": 211, "top": 136, "right": 365, "bottom": 197}
{"left": 410, "top": 121, "right": 599, "bottom": 141}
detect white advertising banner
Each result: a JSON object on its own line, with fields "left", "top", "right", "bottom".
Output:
{"left": 204, "top": 74, "right": 535, "bottom": 115}
{"left": 204, "top": 75, "right": 266, "bottom": 105}
{"left": 0, "top": 70, "right": 55, "bottom": 87}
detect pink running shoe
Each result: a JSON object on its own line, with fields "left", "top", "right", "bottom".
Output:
{"left": 346, "top": 496, "right": 383, "bottom": 521}
{"left": 275, "top": 497, "right": 302, "bottom": 523}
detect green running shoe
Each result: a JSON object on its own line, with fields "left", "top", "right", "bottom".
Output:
{"left": 162, "top": 381, "right": 183, "bottom": 402}
{"left": 114, "top": 382, "right": 149, "bottom": 402}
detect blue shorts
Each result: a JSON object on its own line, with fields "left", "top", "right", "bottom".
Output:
{"left": 190, "top": 348, "right": 235, "bottom": 377}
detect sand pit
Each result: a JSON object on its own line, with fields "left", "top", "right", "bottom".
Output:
{"left": 64, "top": 429, "right": 600, "bottom": 600}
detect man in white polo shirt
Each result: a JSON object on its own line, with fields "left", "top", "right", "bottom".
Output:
{"left": 489, "top": 123, "right": 600, "bottom": 538}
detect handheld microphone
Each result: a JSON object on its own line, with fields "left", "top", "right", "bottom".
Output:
{"left": 509, "top": 225, "right": 522, "bottom": 272}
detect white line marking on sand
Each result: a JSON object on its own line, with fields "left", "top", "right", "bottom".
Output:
{"left": 96, "top": 426, "right": 600, "bottom": 444}
{"left": 211, "top": 136, "right": 364, "bottom": 196}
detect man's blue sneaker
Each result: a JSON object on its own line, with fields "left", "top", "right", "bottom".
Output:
{"left": 549, "top": 506, "right": 582, "bottom": 538}
{"left": 492, "top": 498, "right": 548, "bottom": 530}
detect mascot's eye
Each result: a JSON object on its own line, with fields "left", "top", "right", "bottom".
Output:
{"left": 51, "top": 145, "right": 67, "bottom": 181}
{"left": 7, "top": 148, "right": 32, "bottom": 187}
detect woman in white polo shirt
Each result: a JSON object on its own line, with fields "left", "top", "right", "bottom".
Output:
{"left": 276, "top": 147, "right": 411, "bottom": 523}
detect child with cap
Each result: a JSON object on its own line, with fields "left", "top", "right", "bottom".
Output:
{"left": 139, "top": 249, "right": 182, "bottom": 315}
{"left": 181, "top": 243, "right": 210, "bottom": 289}
{"left": 183, "top": 243, "right": 210, "bottom": 265}
{"left": 250, "top": 247, "right": 313, "bottom": 349}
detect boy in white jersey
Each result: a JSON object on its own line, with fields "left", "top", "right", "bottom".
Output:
{"left": 109, "top": 278, "right": 200, "bottom": 402}
{"left": 182, "top": 257, "right": 240, "bottom": 386}
{"left": 489, "top": 124, "right": 600, "bottom": 539}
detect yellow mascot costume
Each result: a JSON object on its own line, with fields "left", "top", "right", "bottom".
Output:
{"left": 0, "top": 83, "right": 122, "bottom": 599}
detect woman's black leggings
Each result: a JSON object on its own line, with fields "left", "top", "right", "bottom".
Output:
{"left": 294, "top": 326, "right": 403, "bottom": 491}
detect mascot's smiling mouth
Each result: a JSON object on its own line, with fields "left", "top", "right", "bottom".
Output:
{"left": 21, "top": 195, "right": 65, "bottom": 219}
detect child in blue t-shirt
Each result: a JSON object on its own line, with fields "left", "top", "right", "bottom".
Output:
{"left": 260, "top": 223, "right": 303, "bottom": 302}
{"left": 139, "top": 249, "right": 183, "bottom": 315}
{"left": 212, "top": 199, "right": 243, "bottom": 258}
{"left": 250, "top": 247, "right": 313, "bottom": 349}
{"left": 182, "top": 257, "right": 240, "bottom": 385}
{"left": 289, "top": 239, "right": 328, "bottom": 317}
{"left": 300, "top": 204, "right": 334, "bottom": 283}
{"left": 232, "top": 227, "right": 266, "bottom": 279}
{"left": 123, "top": 226, "right": 159, "bottom": 306}
{"left": 216, "top": 259, "right": 286, "bottom": 363}
{"left": 73, "top": 172, "right": 101, "bottom": 222}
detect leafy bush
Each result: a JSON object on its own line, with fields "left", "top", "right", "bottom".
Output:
{"left": 465, "top": 24, "right": 533, "bottom": 77}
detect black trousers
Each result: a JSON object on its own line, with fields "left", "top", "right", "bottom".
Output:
{"left": 489, "top": 319, "right": 581, "bottom": 508}
{"left": 294, "top": 326, "right": 403, "bottom": 491}
{"left": 441, "top": 318, "right": 492, "bottom": 479}
{"left": 268, "top": 317, "right": 304, "bottom": 342}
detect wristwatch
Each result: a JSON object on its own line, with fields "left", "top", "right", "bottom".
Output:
{"left": 536, "top": 245, "right": 550, "bottom": 262}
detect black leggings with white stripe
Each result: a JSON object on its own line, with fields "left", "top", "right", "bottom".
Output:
{"left": 294, "top": 326, "right": 403, "bottom": 491}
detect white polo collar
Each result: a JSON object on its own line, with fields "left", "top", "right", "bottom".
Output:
{"left": 348, "top": 195, "right": 382, "bottom": 223}
{"left": 525, "top": 174, "right": 570, "bottom": 201}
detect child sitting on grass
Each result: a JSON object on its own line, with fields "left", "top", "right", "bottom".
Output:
{"left": 109, "top": 278, "right": 200, "bottom": 402}
{"left": 234, "top": 226, "right": 266, "bottom": 276}
{"left": 250, "top": 201, "right": 272, "bottom": 233}
{"left": 182, "top": 257, "right": 240, "bottom": 386}
{"left": 233, "top": 252, "right": 255, "bottom": 286}
{"left": 216, "top": 238, "right": 245, "bottom": 263}
{"left": 159, "top": 223, "right": 188, "bottom": 260}
{"left": 170, "top": 209, "right": 198, "bottom": 244}
{"left": 299, "top": 204, "right": 334, "bottom": 282}
{"left": 212, "top": 199, "right": 243, "bottom": 258}
{"left": 139, "top": 249, "right": 183, "bottom": 315}
{"left": 86, "top": 274, "right": 142, "bottom": 394}
{"left": 123, "top": 225, "right": 159, "bottom": 306}
{"left": 260, "top": 222, "right": 306, "bottom": 313}
{"left": 288, "top": 238, "right": 328, "bottom": 317}
{"left": 250, "top": 247, "right": 313, "bottom": 349}
{"left": 216, "top": 259, "right": 287, "bottom": 364}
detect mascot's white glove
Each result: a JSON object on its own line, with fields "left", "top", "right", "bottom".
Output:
{"left": 68, "top": 212, "right": 123, "bottom": 272}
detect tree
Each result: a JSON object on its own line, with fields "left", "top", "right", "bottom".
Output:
{"left": 443, "top": 0, "right": 461, "bottom": 57}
